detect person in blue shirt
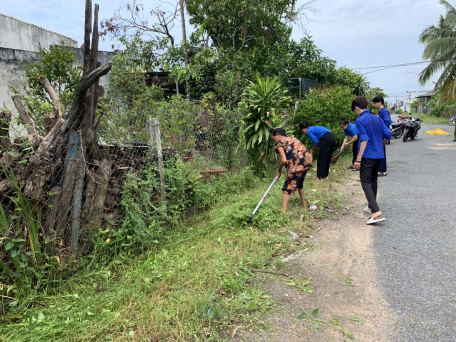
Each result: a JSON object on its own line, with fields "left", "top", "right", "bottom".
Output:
{"left": 373, "top": 95, "right": 391, "bottom": 177}
{"left": 352, "top": 96, "right": 391, "bottom": 225}
{"left": 300, "top": 122, "right": 336, "bottom": 179}
{"left": 339, "top": 118, "right": 359, "bottom": 170}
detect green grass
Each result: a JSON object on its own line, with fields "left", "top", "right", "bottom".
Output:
{"left": 413, "top": 114, "right": 451, "bottom": 125}
{"left": 1, "top": 154, "right": 354, "bottom": 342}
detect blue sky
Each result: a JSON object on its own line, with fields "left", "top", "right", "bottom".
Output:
{"left": 2, "top": 0, "right": 448, "bottom": 103}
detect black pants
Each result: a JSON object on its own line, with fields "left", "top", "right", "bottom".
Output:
{"left": 360, "top": 158, "right": 382, "bottom": 213}
{"left": 352, "top": 142, "right": 357, "bottom": 165}
{"left": 379, "top": 145, "right": 387, "bottom": 173}
{"left": 317, "top": 133, "right": 336, "bottom": 179}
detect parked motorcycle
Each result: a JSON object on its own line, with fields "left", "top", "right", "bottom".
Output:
{"left": 403, "top": 117, "right": 422, "bottom": 142}
{"left": 391, "top": 122, "right": 405, "bottom": 139}
{"left": 450, "top": 115, "right": 456, "bottom": 126}
{"left": 398, "top": 115, "right": 408, "bottom": 123}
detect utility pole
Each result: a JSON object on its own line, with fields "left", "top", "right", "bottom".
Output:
{"left": 179, "top": 0, "right": 191, "bottom": 102}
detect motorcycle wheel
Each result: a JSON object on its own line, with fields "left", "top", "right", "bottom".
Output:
{"left": 450, "top": 120, "right": 455, "bottom": 126}
{"left": 403, "top": 130, "right": 410, "bottom": 142}
{"left": 410, "top": 131, "right": 416, "bottom": 140}
{"left": 393, "top": 130, "right": 401, "bottom": 139}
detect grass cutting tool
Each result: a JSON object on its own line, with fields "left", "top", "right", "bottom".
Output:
{"left": 249, "top": 168, "right": 284, "bottom": 223}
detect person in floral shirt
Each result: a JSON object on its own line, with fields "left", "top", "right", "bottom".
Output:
{"left": 270, "top": 127, "right": 313, "bottom": 213}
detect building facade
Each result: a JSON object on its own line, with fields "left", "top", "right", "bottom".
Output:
{"left": 0, "top": 13, "right": 114, "bottom": 114}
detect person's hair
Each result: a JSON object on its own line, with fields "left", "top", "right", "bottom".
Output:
{"left": 339, "top": 117, "right": 349, "bottom": 126}
{"left": 299, "top": 121, "right": 311, "bottom": 130}
{"left": 270, "top": 127, "right": 287, "bottom": 137}
{"left": 372, "top": 95, "right": 385, "bottom": 105}
{"left": 351, "top": 96, "right": 368, "bottom": 111}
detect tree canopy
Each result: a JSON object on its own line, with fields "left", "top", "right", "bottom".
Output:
{"left": 419, "top": 0, "right": 456, "bottom": 101}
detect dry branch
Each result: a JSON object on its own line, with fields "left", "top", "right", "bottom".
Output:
{"left": 39, "top": 76, "right": 62, "bottom": 118}
{"left": 11, "top": 95, "right": 40, "bottom": 149}
{"left": 0, "top": 110, "right": 12, "bottom": 150}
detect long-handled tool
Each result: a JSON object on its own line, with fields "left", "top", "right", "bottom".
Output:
{"left": 249, "top": 169, "right": 283, "bottom": 223}
{"left": 330, "top": 150, "right": 343, "bottom": 165}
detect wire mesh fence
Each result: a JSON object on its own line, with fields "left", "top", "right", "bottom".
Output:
{"left": 0, "top": 93, "right": 245, "bottom": 292}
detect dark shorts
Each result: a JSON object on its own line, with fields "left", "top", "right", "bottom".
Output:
{"left": 282, "top": 171, "right": 307, "bottom": 195}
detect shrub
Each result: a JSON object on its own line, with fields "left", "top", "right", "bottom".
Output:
{"left": 240, "top": 76, "right": 292, "bottom": 164}
{"left": 293, "top": 85, "right": 356, "bottom": 148}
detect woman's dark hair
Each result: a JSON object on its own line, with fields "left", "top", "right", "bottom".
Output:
{"left": 372, "top": 95, "right": 385, "bottom": 105}
{"left": 299, "top": 121, "right": 311, "bottom": 130}
{"left": 351, "top": 96, "right": 368, "bottom": 111}
{"left": 339, "top": 117, "right": 349, "bottom": 126}
{"left": 270, "top": 127, "right": 287, "bottom": 137}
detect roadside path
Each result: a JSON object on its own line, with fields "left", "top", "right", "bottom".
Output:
{"left": 375, "top": 121, "right": 456, "bottom": 341}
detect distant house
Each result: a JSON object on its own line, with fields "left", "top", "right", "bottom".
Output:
{"left": 398, "top": 90, "right": 433, "bottom": 112}
{"left": 0, "top": 13, "right": 115, "bottom": 112}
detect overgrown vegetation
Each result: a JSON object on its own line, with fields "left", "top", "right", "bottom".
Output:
{"left": 1, "top": 152, "right": 354, "bottom": 341}
{"left": 294, "top": 85, "right": 356, "bottom": 148}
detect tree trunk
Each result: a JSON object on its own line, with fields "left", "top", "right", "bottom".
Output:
{"left": 66, "top": 62, "right": 112, "bottom": 131}
{"left": 179, "top": 0, "right": 191, "bottom": 102}
{"left": 54, "top": 157, "right": 82, "bottom": 239}
{"left": 89, "top": 158, "right": 112, "bottom": 229}
{"left": 83, "top": 0, "right": 92, "bottom": 77}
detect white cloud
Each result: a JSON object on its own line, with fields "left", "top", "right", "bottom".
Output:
{"left": 3, "top": 0, "right": 447, "bottom": 101}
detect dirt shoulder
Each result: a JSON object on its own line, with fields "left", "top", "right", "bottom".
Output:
{"left": 235, "top": 174, "right": 395, "bottom": 342}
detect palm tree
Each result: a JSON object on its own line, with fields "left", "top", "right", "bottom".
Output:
{"left": 419, "top": 1, "right": 456, "bottom": 101}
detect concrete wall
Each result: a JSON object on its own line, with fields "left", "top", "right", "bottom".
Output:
{"left": 1, "top": 47, "right": 114, "bottom": 128}
{"left": 0, "top": 13, "right": 77, "bottom": 51}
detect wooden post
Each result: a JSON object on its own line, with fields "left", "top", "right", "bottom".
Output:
{"left": 149, "top": 118, "right": 166, "bottom": 205}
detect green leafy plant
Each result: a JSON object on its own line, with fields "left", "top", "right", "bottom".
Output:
{"left": 294, "top": 85, "right": 356, "bottom": 148}
{"left": 14, "top": 43, "right": 82, "bottom": 134}
{"left": 0, "top": 167, "right": 57, "bottom": 304}
{"left": 419, "top": 1, "right": 456, "bottom": 101}
{"left": 298, "top": 308, "right": 355, "bottom": 340}
{"left": 240, "top": 76, "right": 292, "bottom": 160}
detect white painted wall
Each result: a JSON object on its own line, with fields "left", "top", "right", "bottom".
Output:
{"left": 0, "top": 13, "right": 77, "bottom": 51}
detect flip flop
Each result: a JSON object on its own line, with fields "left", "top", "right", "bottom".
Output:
{"left": 378, "top": 172, "right": 387, "bottom": 177}
{"left": 367, "top": 216, "right": 386, "bottom": 225}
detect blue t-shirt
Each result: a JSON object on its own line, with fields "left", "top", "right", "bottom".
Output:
{"left": 356, "top": 110, "right": 392, "bottom": 159}
{"left": 379, "top": 107, "right": 392, "bottom": 127}
{"left": 306, "top": 126, "right": 331, "bottom": 146}
{"left": 344, "top": 124, "right": 358, "bottom": 137}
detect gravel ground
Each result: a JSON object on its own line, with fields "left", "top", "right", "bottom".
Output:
{"left": 374, "top": 120, "right": 456, "bottom": 341}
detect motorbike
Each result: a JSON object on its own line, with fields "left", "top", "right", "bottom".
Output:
{"left": 403, "top": 117, "right": 422, "bottom": 142}
{"left": 450, "top": 115, "right": 456, "bottom": 126}
{"left": 398, "top": 115, "right": 408, "bottom": 123}
{"left": 390, "top": 121, "right": 405, "bottom": 139}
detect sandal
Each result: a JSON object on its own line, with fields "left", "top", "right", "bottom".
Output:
{"left": 378, "top": 172, "right": 387, "bottom": 177}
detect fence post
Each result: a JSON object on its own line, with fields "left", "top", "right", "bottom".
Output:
{"left": 149, "top": 118, "right": 166, "bottom": 206}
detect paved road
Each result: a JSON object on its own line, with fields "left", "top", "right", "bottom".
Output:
{"left": 374, "top": 120, "right": 456, "bottom": 341}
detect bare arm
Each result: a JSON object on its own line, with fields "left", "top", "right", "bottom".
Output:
{"left": 276, "top": 147, "right": 287, "bottom": 179}
{"left": 310, "top": 145, "right": 318, "bottom": 154}
{"left": 347, "top": 135, "right": 358, "bottom": 145}
{"left": 353, "top": 140, "right": 368, "bottom": 169}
